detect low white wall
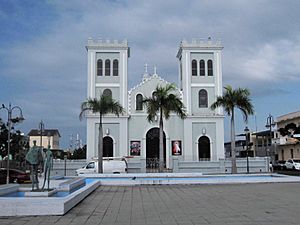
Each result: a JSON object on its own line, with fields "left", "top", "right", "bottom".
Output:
{"left": 126, "top": 157, "right": 146, "bottom": 173}
{"left": 173, "top": 157, "right": 269, "bottom": 174}
{"left": 52, "top": 159, "right": 87, "bottom": 176}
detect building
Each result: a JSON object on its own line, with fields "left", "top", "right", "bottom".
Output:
{"left": 224, "top": 140, "right": 246, "bottom": 158}
{"left": 225, "top": 130, "right": 277, "bottom": 159}
{"left": 252, "top": 130, "right": 279, "bottom": 158}
{"left": 84, "top": 38, "right": 225, "bottom": 170}
{"left": 275, "top": 111, "right": 300, "bottom": 160}
{"left": 28, "top": 129, "right": 60, "bottom": 149}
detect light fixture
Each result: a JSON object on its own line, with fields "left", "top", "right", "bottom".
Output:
{"left": 244, "top": 126, "right": 250, "bottom": 174}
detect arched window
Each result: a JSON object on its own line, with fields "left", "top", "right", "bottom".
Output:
{"left": 200, "top": 60, "right": 205, "bottom": 76}
{"left": 207, "top": 60, "right": 213, "bottom": 76}
{"left": 105, "top": 59, "right": 110, "bottom": 76}
{"left": 103, "top": 89, "right": 112, "bottom": 98}
{"left": 103, "top": 136, "right": 113, "bottom": 157}
{"left": 113, "top": 59, "right": 118, "bottom": 76}
{"left": 198, "top": 136, "right": 210, "bottom": 160}
{"left": 199, "top": 89, "right": 208, "bottom": 108}
{"left": 191, "top": 59, "right": 197, "bottom": 76}
{"left": 97, "top": 59, "right": 103, "bottom": 76}
{"left": 136, "top": 94, "right": 143, "bottom": 111}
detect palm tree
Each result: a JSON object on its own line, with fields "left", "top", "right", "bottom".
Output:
{"left": 143, "top": 83, "right": 187, "bottom": 172}
{"left": 79, "top": 94, "right": 125, "bottom": 173}
{"left": 211, "top": 85, "right": 254, "bottom": 174}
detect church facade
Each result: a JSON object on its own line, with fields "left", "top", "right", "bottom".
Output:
{"left": 85, "top": 38, "right": 225, "bottom": 169}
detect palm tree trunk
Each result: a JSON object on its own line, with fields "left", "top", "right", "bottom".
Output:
{"left": 98, "top": 114, "right": 103, "bottom": 173}
{"left": 231, "top": 109, "right": 237, "bottom": 174}
{"left": 159, "top": 108, "right": 164, "bottom": 172}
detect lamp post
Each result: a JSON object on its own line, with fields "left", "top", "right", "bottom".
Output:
{"left": 265, "top": 114, "right": 275, "bottom": 164}
{"left": 0, "top": 103, "right": 24, "bottom": 184}
{"left": 39, "top": 120, "right": 44, "bottom": 149}
{"left": 47, "top": 132, "right": 51, "bottom": 147}
{"left": 244, "top": 126, "right": 250, "bottom": 174}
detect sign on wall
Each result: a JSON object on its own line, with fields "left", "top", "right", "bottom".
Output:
{"left": 172, "top": 140, "right": 182, "bottom": 155}
{"left": 130, "top": 141, "right": 141, "bottom": 156}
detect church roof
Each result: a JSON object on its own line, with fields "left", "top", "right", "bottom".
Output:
{"left": 28, "top": 129, "right": 61, "bottom": 137}
{"left": 128, "top": 73, "right": 181, "bottom": 94}
{"left": 128, "top": 73, "right": 183, "bottom": 114}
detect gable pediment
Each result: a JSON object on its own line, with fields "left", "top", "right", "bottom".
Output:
{"left": 128, "top": 74, "right": 182, "bottom": 113}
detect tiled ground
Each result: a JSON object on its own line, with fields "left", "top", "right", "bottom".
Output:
{"left": 0, "top": 182, "right": 300, "bottom": 225}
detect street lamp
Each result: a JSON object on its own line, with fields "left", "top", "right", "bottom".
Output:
{"left": 39, "top": 120, "right": 44, "bottom": 149}
{"left": 265, "top": 114, "right": 275, "bottom": 163}
{"left": 0, "top": 103, "right": 24, "bottom": 184}
{"left": 244, "top": 126, "right": 250, "bottom": 174}
{"left": 47, "top": 132, "right": 51, "bottom": 147}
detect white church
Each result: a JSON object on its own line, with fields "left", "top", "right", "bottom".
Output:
{"left": 84, "top": 38, "right": 225, "bottom": 170}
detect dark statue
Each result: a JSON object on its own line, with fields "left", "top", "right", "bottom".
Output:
{"left": 25, "top": 140, "right": 43, "bottom": 191}
{"left": 41, "top": 145, "right": 53, "bottom": 191}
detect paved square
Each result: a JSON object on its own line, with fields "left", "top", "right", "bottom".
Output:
{"left": 0, "top": 183, "right": 299, "bottom": 225}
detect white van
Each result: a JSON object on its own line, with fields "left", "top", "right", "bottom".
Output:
{"left": 76, "top": 157, "right": 128, "bottom": 175}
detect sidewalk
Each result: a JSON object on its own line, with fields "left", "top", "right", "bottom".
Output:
{"left": 0, "top": 182, "right": 300, "bottom": 224}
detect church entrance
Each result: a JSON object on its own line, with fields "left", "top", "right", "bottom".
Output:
{"left": 103, "top": 136, "right": 113, "bottom": 157}
{"left": 146, "top": 128, "right": 166, "bottom": 172}
{"left": 198, "top": 136, "right": 210, "bottom": 160}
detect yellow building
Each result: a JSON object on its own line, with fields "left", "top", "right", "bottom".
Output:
{"left": 276, "top": 111, "right": 300, "bottom": 160}
{"left": 28, "top": 129, "right": 60, "bottom": 149}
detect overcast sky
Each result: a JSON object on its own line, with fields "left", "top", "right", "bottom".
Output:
{"left": 1, "top": 0, "right": 300, "bottom": 148}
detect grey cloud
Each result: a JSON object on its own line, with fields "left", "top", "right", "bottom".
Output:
{"left": 223, "top": 37, "right": 300, "bottom": 89}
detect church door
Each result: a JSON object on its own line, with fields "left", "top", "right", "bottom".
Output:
{"left": 103, "top": 136, "right": 113, "bottom": 157}
{"left": 146, "top": 128, "right": 166, "bottom": 171}
{"left": 198, "top": 136, "right": 210, "bottom": 160}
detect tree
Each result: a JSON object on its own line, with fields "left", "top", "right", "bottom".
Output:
{"left": 294, "top": 125, "right": 300, "bottom": 135}
{"left": 278, "top": 123, "right": 300, "bottom": 136}
{"left": 278, "top": 127, "right": 289, "bottom": 137}
{"left": 0, "top": 119, "right": 28, "bottom": 162}
{"left": 211, "top": 85, "right": 254, "bottom": 174}
{"left": 285, "top": 123, "right": 297, "bottom": 135}
{"left": 69, "top": 145, "right": 87, "bottom": 160}
{"left": 80, "top": 94, "right": 124, "bottom": 173}
{"left": 143, "top": 84, "right": 187, "bottom": 172}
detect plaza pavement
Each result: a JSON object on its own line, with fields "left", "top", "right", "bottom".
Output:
{"left": 0, "top": 182, "right": 299, "bottom": 225}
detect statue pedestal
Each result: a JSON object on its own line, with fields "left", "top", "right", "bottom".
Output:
{"left": 24, "top": 188, "right": 57, "bottom": 197}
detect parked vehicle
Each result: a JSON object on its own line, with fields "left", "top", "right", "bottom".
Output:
{"left": 272, "top": 160, "right": 286, "bottom": 170}
{"left": 285, "top": 159, "right": 300, "bottom": 170}
{"left": 0, "top": 168, "right": 31, "bottom": 184}
{"left": 76, "top": 157, "right": 128, "bottom": 175}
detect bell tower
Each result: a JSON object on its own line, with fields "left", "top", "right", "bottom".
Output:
{"left": 177, "top": 38, "right": 225, "bottom": 161}
{"left": 86, "top": 38, "right": 129, "bottom": 111}
{"left": 176, "top": 38, "right": 223, "bottom": 116}
{"left": 85, "top": 38, "right": 130, "bottom": 159}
